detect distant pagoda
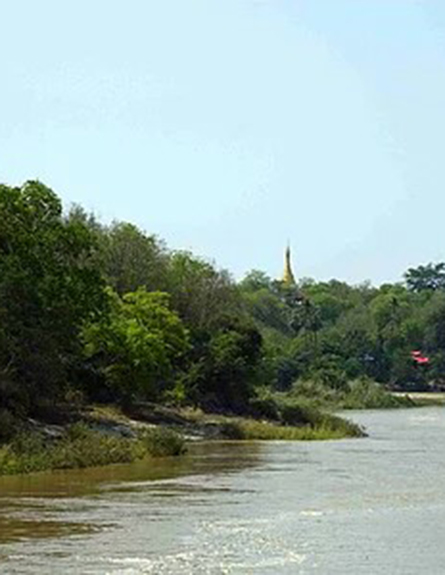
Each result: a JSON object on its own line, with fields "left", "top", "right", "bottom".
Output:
{"left": 282, "top": 244, "right": 296, "bottom": 286}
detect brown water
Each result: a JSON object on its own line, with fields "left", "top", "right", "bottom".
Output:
{"left": 1, "top": 408, "right": 445, "bottom": 574}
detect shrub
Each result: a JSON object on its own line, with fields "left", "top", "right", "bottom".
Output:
{"left": 218, "top": 421, "right": 246, "bottom": 439}
{"left": 142, "top": 428, "right": 187, "bottom": 457}
{"left": 340, "top": 378, "right": 414, "bottom": 409}
{"left": 248, "top": 396, "right": 280, "bottom": 421}
{"left": 0, "top": 424, "right": 145, "bottom": 475}
{"left": 290, "top": 379, "right": 341, "bottom": 408}
{"left": 289, "top": 377, "right": 414, "bottom": 410}
{"left": 0, "top": 423, "right": 187, "bottom": 476}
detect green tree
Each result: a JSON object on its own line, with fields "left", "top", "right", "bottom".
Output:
{"left": 404, "top": 262, "right": 445, "bottom": 292}
{"left": 0, "top": 181, "right": 107, "bottom": 411}
{"left": 240, "top": 273, "right": 292, "bottom": 335}
{"left": 167, "top": 251, "right": 241, "bottom": 331}
{"left": 83, "top": 289, "right": 189, "bottom": 401}
{"left": 182, "top": 316, "right": 263, "bottom": 411}
{"left": 99, "top": 222, "right": 169, "bottom": 294}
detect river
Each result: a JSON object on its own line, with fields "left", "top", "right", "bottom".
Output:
{"left": 1, "top": 407, "right": 445, "bottom": 574}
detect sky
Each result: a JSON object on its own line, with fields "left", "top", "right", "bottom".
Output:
{"left": 1, "top": 0, "right": 445, "bottom": 285}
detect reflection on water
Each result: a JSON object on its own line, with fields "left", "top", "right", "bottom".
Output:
{"left": 0, "top": 515, "right": 97, "bottom": 544}
{"left": 1, "top": 410, "right": 445, "bottom": 573}
{"left": 0, "top": 442, "right": 262, "bottom": 548}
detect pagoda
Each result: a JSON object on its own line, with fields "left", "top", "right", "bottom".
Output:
{"left": 282, "top": 244, "right": 296, "bottom": 286}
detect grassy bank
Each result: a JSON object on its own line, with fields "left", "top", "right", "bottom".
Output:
{"left": 0, "top": 424, "right": 186, "bottom": 477}
{"left": 181, "top": 400, "right": 365, "bottom": 441}
{"left": 217, "top": 416, "right": 363, "bottom": 440}
{"left": 0, "top": 393, "right": 367, "bottom": 476}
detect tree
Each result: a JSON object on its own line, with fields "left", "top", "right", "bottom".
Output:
{"left": 240, "top": 270, "right": 273, "bottom": 292}
{"left": 240, "top": 286, "right": 292, "bottom": 335}
{"left": 0, "top": 181, "right": 107, "bottom": 411}
{"left": 99, "top": 222, "right": 169, "bottom": 295}
{"left": 83, "top": 289, "right": 189, "bottom": 401}
{"left": 181, "top": 315, "right": 263, "bottom": 412}
{"left": 167, "top": 251, "right": 241, "bottom": 331}
{"left": 404, "top": 263, "right": 445, "bottom": 292}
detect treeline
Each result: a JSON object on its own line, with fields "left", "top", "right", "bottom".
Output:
{"left": 0, "top": 181, "right": 443, "bottom": 424}
{"left": 0, "top": 181, "right": 263, "bottom": 419}
{"left": 242, "top": 266, "right": 445, "bottom": 392}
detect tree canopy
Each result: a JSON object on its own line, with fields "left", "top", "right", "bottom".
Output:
{"left": 1, "top": 180, "right": 445, "bottom": 421}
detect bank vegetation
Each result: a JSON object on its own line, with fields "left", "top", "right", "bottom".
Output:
{"left": 2, "top": 181, "right": 442, "bottom": 474}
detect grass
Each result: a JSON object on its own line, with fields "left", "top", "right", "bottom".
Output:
{"left": 142, "top": 427, "right": 187, "bottom": 456}
{"left": 181, "top": 399, "right": 365, "bottom": 441}
{"left": 220, "top": 416, "right": 364, "bottom": 440}
{"left": 338, "top": 379, "right": 415, "bottom": 409}
{"left": 287, "top": 378, "right": 416, "bottom": 410}
{"left": 392, "top": 391, "right": 445, "bottom": 406}
{"left": 0, "top": 423, "right": 186, "bottom": 477}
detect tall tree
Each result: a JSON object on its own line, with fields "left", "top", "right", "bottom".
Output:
{"left": 404, "top": 263, "right": 445, "bottom": 292}
{"left": 0, "top": 181, "right": 107, "bottom": 410}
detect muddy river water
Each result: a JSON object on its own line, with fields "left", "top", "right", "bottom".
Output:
{"left": 1, "top": 408, "right": 445, "bottom": 574}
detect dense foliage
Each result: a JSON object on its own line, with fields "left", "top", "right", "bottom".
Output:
{"left": 240, "top": 270, "right": 445, "bottom": 393}
{"left": 0, "top": 182, "right": 107, "bottom": 416}
{"left": 0, "top": 181, "right": 443, "bottom": 427}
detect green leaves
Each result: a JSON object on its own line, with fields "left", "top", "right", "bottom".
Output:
{"left": 0, "top": 181, "right": 107, "bottom": 408}
{"left": 404, "top": 262, "right": 445, "bottom": 292}
{"left": 83, "top": 289, "right": 189, "bottom": 401}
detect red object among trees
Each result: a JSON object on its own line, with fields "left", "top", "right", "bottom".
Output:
{"left": 410, "top": 350, "right": 430, "bottom": 364}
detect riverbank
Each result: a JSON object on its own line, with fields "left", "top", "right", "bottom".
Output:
{"left": 392, "top": 391, "right": 445, "bottom": 406}
{"left": 0, "top": 401, "right": 364, "bottom": 476}
{"left": 3, "top": 378, "right": 441, "bottom": 477}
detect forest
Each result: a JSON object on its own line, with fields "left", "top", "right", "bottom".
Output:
{"left": 1, "top": 181, "right": 444, "bottom": 432}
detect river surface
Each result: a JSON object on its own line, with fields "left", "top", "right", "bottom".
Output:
{"left": 1, "top": 408, "right": 445, "bottom": 574}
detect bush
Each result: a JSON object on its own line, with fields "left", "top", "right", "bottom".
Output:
{"left": 290, "top": 379, "right": 341, "bottom": 408}
{"left": 340, "top": 378, "right": 414, "bottom": 409}
{"left": 218, "top": 421, "right": 246, "bottom": 439}
{"left": 248, "top": 395, "right": 280, "bottom": 420}
{"left": 0, "top": 423, "right": 187, "bottom": 476}
{"left": 278, "top": 401, "right": 316, "bottom": 426}
{"left": 0, "top": 424, "right": 145, "bottom": 475}
{"left": 142, "top": 428, "right": 187, "bottom": 457}
{"left": 289, "top": 377, "right": 414, "bottom": 410}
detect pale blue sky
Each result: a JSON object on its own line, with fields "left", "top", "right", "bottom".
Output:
{"left": 1, "top": 0, "right": 445, "bottom": 284}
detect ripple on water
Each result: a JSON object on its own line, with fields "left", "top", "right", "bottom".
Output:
{"left": 3, "top": 411, "right": 445, "bottom": 574}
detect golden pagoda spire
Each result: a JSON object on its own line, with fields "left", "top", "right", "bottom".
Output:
{"left": 283, "top": 244, "right": 296, "bottom": 286}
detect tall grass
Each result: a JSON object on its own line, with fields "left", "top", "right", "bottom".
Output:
{"left": 338, "top": 379, "right": 414, "bottom": 409}
{"left": 221, "top": 417, "right": 364, "bottom": 440}
{"left": 288, "top": 377, "right": 415, "bottom": 410}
